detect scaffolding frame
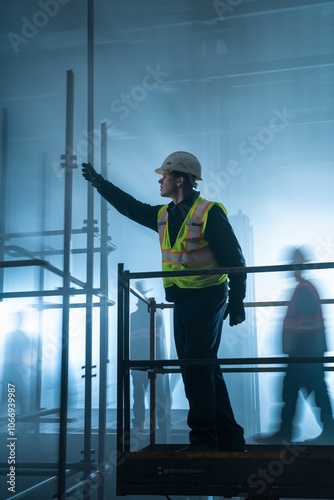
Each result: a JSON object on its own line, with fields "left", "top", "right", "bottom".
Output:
{"left": 0, "top": 72, "right": 115, "bottom": 499}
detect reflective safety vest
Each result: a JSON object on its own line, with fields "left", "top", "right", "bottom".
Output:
{"left": 157, "top": 196, "right": 228, "bottom": 289}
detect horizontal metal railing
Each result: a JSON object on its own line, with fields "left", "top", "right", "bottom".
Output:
{"left": 0, "top": 253, "right": 114, "bottom": 304}
{"left": 122, "top": 260, "right": 334, "bottom": 279}
{"left": 117, "top": 260, "right": 334, "bottom": 455}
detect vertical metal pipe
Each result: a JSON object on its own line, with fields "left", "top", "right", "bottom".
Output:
{"left": 149, "top": 298, "right": 157, "bottom": 448}
{"left": 98, "top": 122, "right": 109, "bottom": 500}
{"left": 123, "top": 276, "right": 131, "bottom": 451}
{"left": 83, "top": 0, "right": 95, "bottom": 486}
{"left": 58, "top": 69, "right": 75, "bottom": 500}
{"left": 117, "top": 263, "right": 125, "bottom": 492}
{"left": 0, "top": 108, "right": 9, "bottom": 297}
{"left": 34, "top": 153, "right": 48, "bottom": 424}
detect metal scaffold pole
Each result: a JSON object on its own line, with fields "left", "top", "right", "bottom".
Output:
{"left": 82, "top": 0, "right": 95, "bottom": 490}
{"left": 98, "top": 122, "right": 110, "bottom": 500}
{"left": 57, "top": 69, "right": 76, "bottom": 499}
{"left": 34, "top": 153, "right": 49, "bottom": 421}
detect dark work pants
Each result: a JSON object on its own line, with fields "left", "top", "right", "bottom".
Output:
{"left": 131, "top": 371, "right": 170, "bottom": 429}
{"left": 173, "top": 285, "right": 245, "bottom": 450}
{"left": 281, "top": 363, "right": 334, "bottom": 433}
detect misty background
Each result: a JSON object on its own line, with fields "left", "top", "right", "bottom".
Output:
{"left": 1, "top": 0, "right": 334, "bottom": 498}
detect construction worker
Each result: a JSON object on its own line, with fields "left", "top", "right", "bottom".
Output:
{"left": 82, "top": 151, "right": 247, "bottom": 451}
{"left": 256, "top": 246, "right": 334, "bottom": 445}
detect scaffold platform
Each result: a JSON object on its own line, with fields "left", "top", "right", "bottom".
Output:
{"left": 117, "top": 444, "right": 334, "bottom": 498}
{"left": 116, "top": 264, "right": 334, "bottom": 499}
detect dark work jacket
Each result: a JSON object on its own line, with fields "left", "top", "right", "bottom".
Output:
{"left": 282, "top": 278, "right": 327, "bottom": 357}
{"left": 98, "top": 181, "right": 246, "bottom": 304}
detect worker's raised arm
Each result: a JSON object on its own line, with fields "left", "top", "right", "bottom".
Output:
{"left": 82, "top": 162, "right": 161, "bottom": 231}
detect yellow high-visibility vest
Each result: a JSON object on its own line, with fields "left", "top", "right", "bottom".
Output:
{"left": 157, "top": 196, "right": 228, "bottom": 289}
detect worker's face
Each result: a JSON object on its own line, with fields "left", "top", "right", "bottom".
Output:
{"left": 158, "top": 170, "right": 179, "bottom": 198}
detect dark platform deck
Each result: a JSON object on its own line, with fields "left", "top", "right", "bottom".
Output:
{"left": 117, "top": 444, "right": 334, "bottom": 498}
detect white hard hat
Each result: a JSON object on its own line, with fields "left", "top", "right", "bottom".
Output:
{"left": 155, "top": 151, "right": 203, "bottom": 181}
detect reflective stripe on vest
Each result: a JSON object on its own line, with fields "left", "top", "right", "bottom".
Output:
{"left": 157, "top": 197, "right": 228, "bottom": 289}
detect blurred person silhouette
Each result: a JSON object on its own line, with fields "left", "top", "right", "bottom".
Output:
{"left": 257, "top": 246, "right": 334, "bottom": 444}
{"left": 1, "top": 310, "right": 31, "bottom": 416}
{"left": 130, "top": 280, "right": 171, "bottom": 432}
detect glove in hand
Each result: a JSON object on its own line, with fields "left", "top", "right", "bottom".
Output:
{"left": 82, "top": 163, "right": 104, "bottom": 188}
{"left": 223, "top": 302, "right": 245, "bottom": 327}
